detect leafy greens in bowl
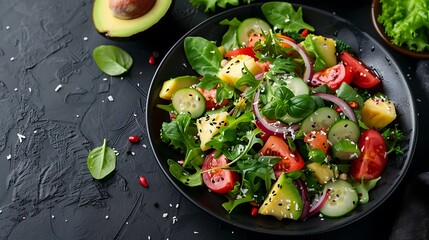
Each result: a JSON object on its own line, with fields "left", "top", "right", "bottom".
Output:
{"left": 146, "top": 2, "right": 417, "bottom": 235}
{"left": 371, "top": 0, "right": 429, "bottom": 58}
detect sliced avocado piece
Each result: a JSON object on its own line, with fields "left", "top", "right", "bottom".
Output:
{"left": 196, "top": 111, "right": 229, "bottom": 151}
{"left": 312, "top": 35, "right": 337, "bottom": 68}
{"left": 159, "top": 75, "right": 199, "bottom": 100}
{"left": 258, "top": 173, "right": 303, "bottom": 220}
{"left": 93, "top": 0, "right": 172, "bottom": 38}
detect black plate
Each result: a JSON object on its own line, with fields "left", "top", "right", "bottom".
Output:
{"left": 146, "top": 3, "right": 418, "bottom": 236}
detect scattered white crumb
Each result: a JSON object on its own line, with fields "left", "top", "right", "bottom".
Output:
{"left": 10, "top": 57, "right": 14, "bottom": 61}
{"left": 103, "top": 77, "right": 108, "bottom": 81}
{"left": 194, "top": 231, "right": 199, "bottom": 234}
{"left": 28, "top": 88, "right": 31, "bottom": 92}
{"left": 51, "top": 215, "right": 55, "bottom": 219}
{"left": 107, "top": 95, "right": 114, "bottom": 102}
{"left": 162, "top": 213, "right": 168, "bottom": 218}
{"left": 14, "top": 88, "right": 18, "bottom": 91}
{"left": 6, "top": 26, "right": 10, "bottom": 30}
{"left": 137, "top": 83, "right": 140, "bottom": 87}
{"left": 17, "top": 133, "right": 26, "bottom": 142}
{"left": 83, "top": 37, "right": 88, "bottom": 41}
{"left": 6, "top": 154, "right": 11, "bottom": 160}
{"left": 55, "top": 84, "right": 62, "bottom": 92}
{"left": 76, "top": 115, "right": 80, "bottom": 118}
{"left": 105, "top": 215, "right": 109, "bottom": 219}
{"left": 175, "top": 203, "right": 179, "bottom": 208}
{"left": 142, "top": 144, "right": 147, "bottom": 149}
{"left": 131, "top": 152, "right": 135, "bottom": 156}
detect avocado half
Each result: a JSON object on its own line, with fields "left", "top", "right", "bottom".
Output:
{"left": 92, "top": 0, "right": 172, "bottom": 38}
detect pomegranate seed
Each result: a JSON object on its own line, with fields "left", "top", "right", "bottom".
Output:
{"left": 128, "top": 135, "right": 139, "bottom": 143}
{"left": 349, "top": 101, "right": 359, "bottom": 109}
{"left": 251, "top": 207, "right": 258, "bottom": 216}
{"left": 149, "top": 55, "right": 155, "bottom": 65}
{"left": 139, "top": 176, "right": 149, "bottom": 188}
{"left": 335, "top": 105, "right": 342, "bottom": 113}
{"left": 300, "top": 28, "right": 309, "bottom": 38}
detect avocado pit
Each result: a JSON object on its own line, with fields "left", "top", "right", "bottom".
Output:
{"left": 92, "top": 0, "right": 172, "bottom": 38}
{"left": 109, "top": 0, "right": 156, "bottom": 20}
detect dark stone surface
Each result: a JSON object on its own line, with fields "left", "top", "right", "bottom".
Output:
{"left": 0, "top": 0, "right": 427, "bottom": 239}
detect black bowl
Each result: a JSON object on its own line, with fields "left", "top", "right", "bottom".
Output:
{"left": 146, "top": 2, "right": 418, "bottom": 236}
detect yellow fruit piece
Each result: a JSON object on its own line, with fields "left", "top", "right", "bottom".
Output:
{"left": 159, "top": 75, "right": 199, "bottom": 100}
{"left": 217, "top": 55, "right": 261, "bottom": 91}
{"left": 196, "top": 111, "right": 229, "bottom": 151}
{"left": 361, "top": 96, "right": 397, "bottom": 130}
{"left": 307, "top": 162, "right": 334, "bottom": 184}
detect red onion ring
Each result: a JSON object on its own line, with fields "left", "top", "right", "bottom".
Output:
{"left": 295, "top": 178, "right": 310, "bottom": 220}
{"left": 252, "top": 89, "right": 299, "bottom": 138}
{"left": 307, "top": 187, "right": 329, "bottom": 217}
{"left": 312, "top": 92, "right": 357, "bottom": 123}
{"left": 280, "top": 37, "right": 314, "bottom": 83}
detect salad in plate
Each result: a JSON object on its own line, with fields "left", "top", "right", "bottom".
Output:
{"left": 157, "top": 1, "right": 404, "bottom": 221}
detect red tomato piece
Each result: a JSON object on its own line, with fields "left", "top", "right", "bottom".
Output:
{"left": 310, "top": 63, "right": 354, "bottom": 91}
{"left": 304, "top": 129, "right": 329, "bottom": 154}
{"left": 300, "top": 28, "right": 309, "bottom": 38}
{"left": 202, "top": 151, "right": 238, "bottom": 194}
{"left": 224, "top": 47, "right": 256, "bottom": 60}
{"left": 196, "top": 87, "right": 229, "bottom": 110}
{"left": 247, "top": 33, "right": 265, "bottom": 48}
{"left": 350, "top": 129, "right": 388, "bottom": 180}
{"left": 259, "top": 135, "right": 305, "bottom": 178}
{"left": 338, "top": 51, "right": 381, "bottom": 89}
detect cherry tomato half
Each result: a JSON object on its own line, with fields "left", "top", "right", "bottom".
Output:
{"left": 304, "top": 129, "right": 329, "bottom": 154}
{"left": 202, "top": 151, "right": 238, "bottom": 194}
{"left": 311, "top": 63, "right": 354, "bottom": 91}
{"left": 224, "top": 47, "right": 256, "bottom": 60}
{"left": 350, "top": 129, "right": 388, "bottom": 180}
{"left": 259, "top": 135, "right": 305, "bottom": 178}
{"left": 247, "top": 33, "right": 265, "bottom": 48}
{"left": 338, "top": 51, "right": 381, "bottom": 89}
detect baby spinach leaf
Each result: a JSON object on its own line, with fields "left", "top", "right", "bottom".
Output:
{"left": 261, "top": 2, "right": 314, "bottom": 33}
{"left": 220, "top": 18, "right": 242, "bottom": 52}
{"left": 93, "top": 45, "right": 133, "bottom": 76}
{"left": 184, "top": 37, "right": 223, "bottom": 76}
{"left": 87, "top": 139, "right": 116, "bottom": 180}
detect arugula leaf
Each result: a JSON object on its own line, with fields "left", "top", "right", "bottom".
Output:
{"left": 220, "top": 18, "right": 242, "bottom": 52}
{"left": 381, "top": 124, "right": 405, "bottom": 155}
{"left": 222, "top": 180, "right": 255, "bottom": 212}
{"left": 161, "top": 114, "right": 204, "bottom": 168}
{"left": 168, "top": 159, "right": 202, "bottom": 187}
{"left": 87, "top": 139, "right": 116, "bottom": 180}
{"left": 93, "top": 45, "right": 133, "bottom": 76}
{"left": 184, "top": 37, "right": 223, "bottom": 76}
{"left": 261, "top": 2, "right": 314, "bottom": 33}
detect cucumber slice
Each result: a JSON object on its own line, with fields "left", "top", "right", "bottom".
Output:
{"left": 172, "top": 88, "right": 205, "bottom": 119}
{"left": 327, "top": 119, "right": 360, "bottom": 144}
{"left": 301, "top": 107, "right": 340, "bottom": 133}
{"left": 320, "top": 180, "right": 358, "bottom": 218}
{"left": 284, "top": 77, "right": 310, "bottom": 96}
{"left": 237, "top": 18, "right": 271, "bottom": 46}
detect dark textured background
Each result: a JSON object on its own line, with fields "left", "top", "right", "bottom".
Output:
{"left": 0, "top": 0, "right": 428, "bottom": 239}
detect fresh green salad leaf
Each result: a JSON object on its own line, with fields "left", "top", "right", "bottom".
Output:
{"left": 161, "top": 114, "right": 204, "bottom": 168}
{"left": 168, "top": 159, "right": 202, "bottom": 187}
{"left": 220, "top": 18, "right": 242, "bottom": 52}
{"left": 93, "top": 45, "right": 133, "bottom": 76}
{"left": 261, "top": 2, "right": 314, "bottom": 33}
{"left": 378, "top": 0, "right": 429, "bottom": 52}
{"left": 188, "top": 0, "right": 254, "bottom": 12}
{"left": 198, "top": 75, "right": 236, "bottom": 104}
{"left": 184, "top": 37, "right": 223, "bottom": 76}
{"left": 87, "top": 139, "right": 116, "bottom": 180}
{"left": 300, "top": 34, "right": 328, "bottom": 72}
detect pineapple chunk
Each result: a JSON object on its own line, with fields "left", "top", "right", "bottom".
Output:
{"left": 217, "top": 55, "right": 261, "bottom": 91}
{"left": 361, "top": 96, "right": 397, "bottom": 130}
{"left": 307, "top": 162, "right": 335, "bottom": 184}
{"left": 258, "top": 173, "right": 303, "bottom": 220}
{"left": 196, "top": 111, "right": 229, "bottom": 151}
